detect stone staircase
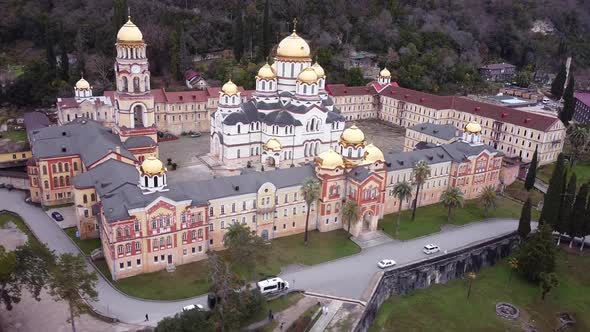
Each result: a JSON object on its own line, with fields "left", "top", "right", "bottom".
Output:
{"left": 351, "top": 230, "right": 395, "bottom": 249}
{"left": 166, "top": 264, "right": 176, "bottom": 273}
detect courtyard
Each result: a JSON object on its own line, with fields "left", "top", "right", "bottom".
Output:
{"left": 369, "top": 250, "right": 590, "bottom": 332}
{"left": 353, "top": 119, "right": 406, "bottom": 154}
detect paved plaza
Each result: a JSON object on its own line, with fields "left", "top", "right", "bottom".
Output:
{"left": 354, "top": 119, "right": 406, "bottom": 154}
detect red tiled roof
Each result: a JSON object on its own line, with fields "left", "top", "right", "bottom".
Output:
{"left": 150, "top": 88, "right": 167, "bottom": 103}
{"left": 164, "top": 90, "right": 209, "bottom": 103}
{"left": 56, "top": 98, "right": 80, "bottom": 109}
{"left": 379, "top": 86, "right": 559, "bottom": 131}
{"left": 326, "top": 84, "right": 377, "bottom": 96}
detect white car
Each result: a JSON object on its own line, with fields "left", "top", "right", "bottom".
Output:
{"left": 423, "top": 244, "right": 441, "bottom": 255}
{"left": 377, "top": 259, "right": 397, "bottom": 269}
{"left": 182, "top": 304, "right": 204, "bottom": 312}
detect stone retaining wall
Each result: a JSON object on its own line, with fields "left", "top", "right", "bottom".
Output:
{"left": 353, "top": 232, "right": 519, "bottom": 332}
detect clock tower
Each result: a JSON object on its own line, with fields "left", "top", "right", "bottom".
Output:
{"left": 113, "top": 17, "right": 157, "bottom": 143}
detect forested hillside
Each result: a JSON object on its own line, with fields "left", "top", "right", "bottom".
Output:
{"left": 1, "top": 0, "right": 590, "bottom": 108}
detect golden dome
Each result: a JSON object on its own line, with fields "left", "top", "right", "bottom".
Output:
{"left": 221, "top": 80, "right": 239, "bottom": 96}
{"left": 264, "top": 138, "right": 282, "bottom": 152}
{"left": 276, "top": 32, "right": 311, "bottom": 59}
{"left": 311, "top": 62, "right": 325, "bottom": 78}
{"left": 465, "top": 121, "right": 482, "bottom": 134}
{"left": 257, "top": 63, "right": 276, "bottom": 80}
{"left": 297, "top": 67, "right": 319, "bottom": 84}
{"left": 316, "top": 149, "right": 344, "bottom": 169}
{"left": 340, "top": 125, "right": 365, "bottom": 145}
{"left": 363, "top": 144, "right": 385, "bottom": 163}
{"left": 117, "top": 17, "right": 143, "bottom": 42}
{"left": 140, "top": 157, "right": 166, "bottom": 176}
{"left": 75, "top": 77, "right": 91, "bottom": 90}
{"left": 380, "top": 67, "right": 391, "bottom": 77}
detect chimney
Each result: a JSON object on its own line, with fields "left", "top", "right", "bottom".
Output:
{"left": 115, "top": 146, "right": 121, "bottom": 154}
{"left": 474, "top": 107, "right": 481, "bottom": 112}
{"left": 501, "top": 112, "right": 508, "bottom": 118}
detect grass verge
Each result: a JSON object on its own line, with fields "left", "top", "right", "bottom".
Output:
{"left": 379, "top": 196, "right": 536, "bottom": 240}
{"left": 504, "top": 180, "right": 545, "bottom": 206}
{"left": 64, "top": 227, "right": 101, "bottom": 255}
{"left": 93, "top": 230, "right": 359, "bottom": 300}
{"left": 369, "top": 250, "right": 590, "bottom": 332}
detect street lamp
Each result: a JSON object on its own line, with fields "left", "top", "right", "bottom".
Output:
{"left": 466, "top": 272, "right": 476, "bottom": 299}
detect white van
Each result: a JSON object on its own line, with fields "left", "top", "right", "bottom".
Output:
{"left": 542, "top": 97, "right": 550, "bottom": 104}
{"left": 256, "top": 277, "right": 289, "bottom": 295}
{"left": 182, "top": 304, "right": 204, "bottom": 312}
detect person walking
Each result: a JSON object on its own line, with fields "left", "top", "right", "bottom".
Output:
{"left": 145, "top": 313, "right": 149, "bottom": 321}
{"left": 280, "top": 322, "right": 285, "bottom": 330}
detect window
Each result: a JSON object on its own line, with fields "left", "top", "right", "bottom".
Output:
{"left": 198, "top": 229, "right": 203, "bottom": 238}
{"left": 209, "top": 206, "right": 214, "bottom": 216}
{"left": 134, "top": 220, "right": 140, "bottom": 231}
{"left": 137, "top": 259, "right": 141, "bottom": 265}
{"left": 192, "top": 247, "right": 196, "bottom": 253}
{"left": 120, "top": 262, "right": 124, "bottom": 269}
{"left": 221, "top": 205, "right": 225, "bottom": 215}
{"left": 154, "top": 256, "right": 158, "bottom": 262}
{"left": 126, "top": 243, "right": 131, "bottom": 253}
{"left": 182, "top": 232, "right": 187, "bottom": 241}
{"left": 209, "top": 224, "right": 213, "bottom": 231}
{"left": 117, "top": 245, "right": 123, "bottom": 254}
{"left": 42, "top": 165, "right": 47, "bottom": 175}
{"left": 135, "top": 242, "right": 140, "bottom": 251}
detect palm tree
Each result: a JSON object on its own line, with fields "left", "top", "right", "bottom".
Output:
{"left": 392, "top": 181, "right": 412, "bottom": 235}
{"left": 411, "top": 160, "right": 431, "bottom": 221}
{"left": 567, "top": 124, "right": 589, "bottom": 167}
{"left": 480, "top": 185, "right": 497, "bottom": 217}
{"left": 441, "top": 187, "right": 465, "bottom": 223}
{"left": 341, "top": 200, "right": 360, "bottom": 237}
{"left": 301, "top": 177, "right": 321, "bottom": 246}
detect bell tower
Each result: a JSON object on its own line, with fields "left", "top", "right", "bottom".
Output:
{"left": 113, "top": 17, "right": 156, "bottom": 142}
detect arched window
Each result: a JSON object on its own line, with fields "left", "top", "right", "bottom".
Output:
{"left": 166, "top": 236, "right": 172, "bottom": 246}
{"left": 237, "top": 124, "right": 241, "bottom": 134}
{"left": 144, "top": 76, "right": 149, "bottom": 90}
{"left": 261, "top": 81, "right": 266, "bottom": 90}
{"left": 348, "top": 148, "right": 353, "bottom": 156}
{"left": 53, "top": 177, "right": 58, "bottom": 187}
{"left": 91, "top": 193, "right": 96, "bottom": 201}
{"left": 160, "top": 237, "right": 164, "bottom": 247}
{"left": 42, "top": 165, "right": 47, "bottom": 175}
{"left": 152, "top": 239, "right": 157, "bottom": 249}
{"left": 121, "top": 77, "right": 128, "bottom": 92}
{"left": 116, "top": 228, "right": 121, "bottom": 238}
{"left": 134, "top": 220, "right": 140, "bottom": 231}
{"left": 64, "top": 163, "right": 69, "bottom": 171}
{"left": 59, "top": 176, "right": 64, "bottom": 186}
{"left": 44, "top": 180, "right": 49, "bottom": 189}
{"left": 133, "top": 77, "right": 140, "bottom": 92}
{"left": 303, "top": 85, "right": 307, "bottom": 94}
{"left": 144, "top": 176, "right": 148, "bottom": 187}
{"left": 314, "top": 143, "right": 319, "bottom": 156}
{"left": 58, "top": 163, "right": 63, "bottom": 172}
{"left": 83, "top": 194, "right": 88, "bottom": 204}
{"left": 52, "top": 164, "right": 57, "bottom": 173}
{"left": 126, "top": 243, "right": 131, "bottom": 253}
{"left": 154, "top": 176, "right": 158, "bottom": 187}
{"left": 124, "top": 226, "right": 130, "bottom": 237}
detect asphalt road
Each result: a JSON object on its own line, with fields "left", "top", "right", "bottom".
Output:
{"left": 1, "top": 189, "right": 524, "bottom": 325}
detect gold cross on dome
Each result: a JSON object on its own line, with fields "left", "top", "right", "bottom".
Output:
{"left": 292, "top": 18, "right": 298, "bottom": 32}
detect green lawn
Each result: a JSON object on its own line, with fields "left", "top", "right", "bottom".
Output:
{"left": 504, "top": 180, "right": 545, "bottom": 206}
{"left": 0, "top": 129, "right": 27, "bottom": 143}
{"left": 379, "top": 196, "right": 537, "bottom": 240}
{"left": 370, "top": 250, "right": 590, "bottom": 332}
{"left": 246, "top": 292, "right": 305, "bottom": 325}
{"left": 538, "top": 160, "right": 590, "bottom": 185}
{"left": 64, "top": 227, "right": 101, "bottom": 255}
{"left": 93, "top": 230, "right": 359, "bottom": 300}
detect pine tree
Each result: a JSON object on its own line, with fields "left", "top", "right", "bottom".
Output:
{"left": 551, "top": 62, "right": 567, "bottom": 99}
{"left": 169, "top": 29, "right": 180, "bottom": 81}
{"left": 179, "top": 26, "right": 190, "bottom": 78}
{"left": 517, "top": 198, "right": 532, "bottom": 241}
{"left": 517, "top": 223, "right": 556, "bottom": 282}
{"left": 261, "top": 0, "right": 271, "bottom": 59}
{"left": 560, "top": 74, "right": 575, "bottom": 125}
{"left": 569, "top": 183, "right": 588, "bottom": 248}
{"left": 582, "top": 199, "right": 590, "bottom": 251}
{"left": 557, "top": 173, "right": 576, "bottom": 245}
{"left": 58, "top": 23, "right": 69, "bottom": 82}
{"left": 44, "top": 20, "right": 56, "bottom": 73}
{"left": 524, "top": 147, "right": 538, "bottom": 191}
{"left": 539, "top": 153, "right": 566, "bottom": 227}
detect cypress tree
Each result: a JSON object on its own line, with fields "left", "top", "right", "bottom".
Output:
{"left": 569, "top": 183, "right": 588, "bottom": 247}
{"left": 169, "top": 29, "right": 180, "bottom": 81}
{"left": 561, "top": 75, "right": 575, "bottom": 125}
{"left": 261, "top": 0, "right": 271, "bottom": 59}
{"left": 582, "top": 199, "right": 590, "bottom": 251}
{"left": 58, "top": 23, "right": 69, "bottom": 82}
{"left": 232, "top": 8, "right": 244, "bottom": 62}
{"left": 540, "top": 153, "right": 566, "bottom": 226}
{"left": 557, "top": 173, "right": 576, "bottom": 245}
{"left": 551, "top": 62, "right": 567, "bottom": 99}
{"left": 524, "top": 147, "right": 538, "bottom": 191}
{"left": 517, "top": 198, "right": 532, "bottom": 241}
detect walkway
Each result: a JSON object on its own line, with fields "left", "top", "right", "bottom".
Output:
{"left": 309, "top": 301, "right": 342, "bottom": 332}
{"left": 351, "top": 230, "right": 394, "bottom": 249}
{"left": 1, "top": 189, "right": 526, "bottom": 325}
{"left": 534, "top": 178, "right": 548, "bottom": 193}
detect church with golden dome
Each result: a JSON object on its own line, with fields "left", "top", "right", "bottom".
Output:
{"left": 210, "top": 21, "right": 344, "bottom": 170}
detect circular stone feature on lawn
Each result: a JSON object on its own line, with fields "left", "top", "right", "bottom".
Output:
{"left": 495, "top": 302, "right": 520, "bottom": 320}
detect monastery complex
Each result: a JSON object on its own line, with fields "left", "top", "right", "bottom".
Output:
{"left": 23, "top": 18, "right": 565, "bottom": 280}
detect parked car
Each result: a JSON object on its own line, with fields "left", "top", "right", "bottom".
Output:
{"left": 51, "top": 211, "right": 64, "bottom": 222}
{"left": 377, "top": 259, "right": 396, "bottom": 269}
{"left": 182, "top": 304, "right": 204, "bottom": 312}
{"left": 422, "top": 244, "right": 441, "bottom": 255}
{"left": 190, "top": 132, "right": 202, "bottom": 138}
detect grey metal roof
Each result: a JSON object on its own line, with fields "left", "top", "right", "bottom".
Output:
{"left": 263, "top": 111, "right": 302, "bottom": 126}
{"left": 440, "top": 141, "right": 503, "bottom": 161}
{"left": 96, "top": 162, "right": 316, "bottom": 222}
{"left": 124, "top": 136, "right": 157, "bottom": 149}
{"left": 385, "top": 146, "right": 453, "bottom": 171}
{"left": 348, "top": 166, "right": 371, "bottom": 182}
{"left": 408, "top": 123, "right": 460, "bottom": 141}
{"left": 30, "top": 118, "right": 135, "bottom": 166}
